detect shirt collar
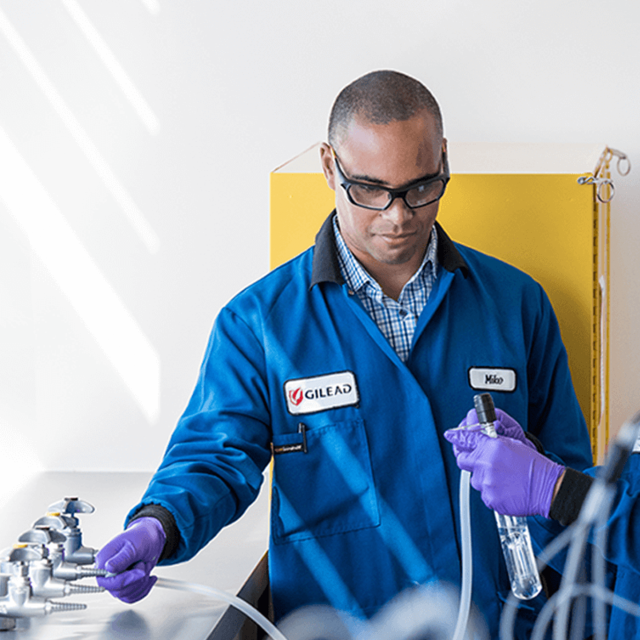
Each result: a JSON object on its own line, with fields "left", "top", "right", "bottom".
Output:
{"left": 333, "top": 216, "right": 438, "bottom": 296}
{"left": 310, "top": 212, "right": 468, "bottom": 289}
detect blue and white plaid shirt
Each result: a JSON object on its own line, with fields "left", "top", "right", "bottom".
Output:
{"left": 333, "top": 216, "right": 439, "bottom": 363}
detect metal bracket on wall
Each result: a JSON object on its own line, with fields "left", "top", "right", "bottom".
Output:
{"left": 577, "top": 147, "right": 630, "bottom": 461}
{"left": 578, "top": 147, "right": 631, "bottom": 203}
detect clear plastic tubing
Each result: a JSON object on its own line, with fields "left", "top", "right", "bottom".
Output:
{"left": 155, "top": 577, "right": 288, "bottom": 640}
{"left": 474, "top": 393, "right": 542, "bottom": 600}
{"left": 452, "top": 469, "right": 473, "bottom": 640}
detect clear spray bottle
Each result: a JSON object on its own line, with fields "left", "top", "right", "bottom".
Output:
{"left": 474, "top": 393, "right": 543, "bottom": 600}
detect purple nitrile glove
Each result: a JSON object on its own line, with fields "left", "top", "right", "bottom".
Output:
{"left": 458, "top": 408, "right": 536, "bottom": 450}
{"left": 443, "top": 428, "right": 565, "bottom": 518}
{"left": 95, "top": 517, "right": 166, "bottom": 604}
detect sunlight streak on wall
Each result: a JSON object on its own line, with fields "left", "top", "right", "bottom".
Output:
{"left": 0, "top": 126, "right": 161, "bottom": 423}
{"left": 61, "top": 0, "right": 160, "bottom": 136}
{"left": 0, "top": 7, "right": 161, "bottom": 254}
{"left": 139, "top": 0, "right": 160, "bottom": 16}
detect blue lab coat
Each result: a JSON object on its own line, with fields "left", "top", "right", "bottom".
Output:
{"left": 529, "top": 455, "right": 640, "bottom": 638}
{"left": 590, "top": 455, "right": 640, "bottom": 638}
{"left": 129, "top": 214, "right": 592, "bottom": 638}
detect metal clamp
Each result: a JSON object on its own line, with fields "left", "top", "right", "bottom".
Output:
{"left": 594, "top": 147, "right": 631, "bottom": 178}
{"left": 577, "top": 175, "right": 615, "bottom": 203}
{"left": 577, "top": 146, "right": 630, "bottom": 203}
{"left": 606, "top": 148, "right": 631, "bottom": 177}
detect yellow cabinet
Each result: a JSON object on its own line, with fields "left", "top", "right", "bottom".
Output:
{"left": 271, "top": 143, "right": 620, "bottom": 461}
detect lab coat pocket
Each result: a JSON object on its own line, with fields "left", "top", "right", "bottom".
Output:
{"left": 271, "top": 419, "right": 380, "bottom": 544}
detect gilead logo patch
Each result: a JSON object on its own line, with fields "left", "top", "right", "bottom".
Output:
{"left": 284, "top": 371, "right": 359, "bottom": 415}
{"left": 468, "top": 367, "right": 517, "bottom": 392}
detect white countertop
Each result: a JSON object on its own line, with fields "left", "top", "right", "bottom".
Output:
{"left": 0, "top": 471, "right": 270, "bottom": 639}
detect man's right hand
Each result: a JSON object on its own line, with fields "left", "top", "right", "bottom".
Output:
{"left": 95, "top": 517, "right": 166, "bottom": 603}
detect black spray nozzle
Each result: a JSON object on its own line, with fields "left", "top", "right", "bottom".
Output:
{"left": 474, "top": 393, "right": 496, "bottom": 425}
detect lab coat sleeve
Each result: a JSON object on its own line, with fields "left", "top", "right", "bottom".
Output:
{"left": 127, "top": 304, "right": 273, "bottom": 564}
{"left": 581, "top": 465, "right": 640, "bottom": 575}
{"left": 533, "top": 463, "right": 640, "bottom": 576}
{"left": 524, "top": 285, "right": 593, "bottom": 472}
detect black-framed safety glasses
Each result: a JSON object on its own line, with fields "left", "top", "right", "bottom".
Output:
{"left": 332, "top": 148, "right": 450, "bottom": 211}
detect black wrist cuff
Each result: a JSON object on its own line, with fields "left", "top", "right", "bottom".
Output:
{"left": 549, "top": 467, "right": 594, "bottom": 526}
{"left": 129, "top": 504, "right": 181, "bottom": 562}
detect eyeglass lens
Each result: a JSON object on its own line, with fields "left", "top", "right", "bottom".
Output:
{"left": 348, "top": 179, "right": 446, "bottom": 210}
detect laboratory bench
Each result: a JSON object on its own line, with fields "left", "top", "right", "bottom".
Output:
{"left": 0, "top": 471, "right": 271, "bottom": 639}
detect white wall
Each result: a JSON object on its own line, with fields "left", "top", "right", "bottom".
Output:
{"left": 0, "top": 0, "right": 638, "bottom": 486}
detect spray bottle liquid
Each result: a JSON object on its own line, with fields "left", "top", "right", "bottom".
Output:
{"left": 474, "top": 393, "right": 543, "bottom": 600}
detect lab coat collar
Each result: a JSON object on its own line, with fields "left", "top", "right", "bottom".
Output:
{"left": 310, "top": 212, "right": 469, "bottom": 289}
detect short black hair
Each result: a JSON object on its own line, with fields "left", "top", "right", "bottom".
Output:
{"left": 328, "top": 70, "right": 443, "bottom": 148}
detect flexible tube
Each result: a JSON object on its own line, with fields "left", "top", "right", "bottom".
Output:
{"left": 155, "top": 577, "right": 288, "bottom": 640}
{"left": 526, "top": 485, "right": 616, "bottom": 640}
{"left": 154, "top": 470, "right": 473, "bottom": 640}
{"left": 452, "top": 469, "right": 473, "bottom": 640}
{"left": 592, "top": 495, "right": 612, "bottom": 640}
{"left": 156, "top": 471, "right": 475, "bottom": 640}
{"left": 552, "top": 483, "right": 614, "bottom": 640}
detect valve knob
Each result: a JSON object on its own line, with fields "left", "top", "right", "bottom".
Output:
{"left": 48, "top": 498, "right": 95, "bottom": 516}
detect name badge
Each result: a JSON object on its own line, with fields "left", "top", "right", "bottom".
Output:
{"left": 284, "top": 371, "right": 359, "bottom": 415}
{"left": 468, "top": 367, "right": 517, "bottom": 393}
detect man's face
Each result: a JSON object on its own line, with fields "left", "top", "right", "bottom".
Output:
{"left": 321, "top": 112, "right": 446, "bottom": 271}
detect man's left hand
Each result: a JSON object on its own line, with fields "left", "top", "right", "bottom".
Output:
{"left": 444, "top": 428, "right": 564, "bottom": 518}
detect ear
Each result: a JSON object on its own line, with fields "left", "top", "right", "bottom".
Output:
{"left": 319, "top": 143, "right": 336, "bottom": 191}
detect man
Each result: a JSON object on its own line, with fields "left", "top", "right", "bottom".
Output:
{"left": 445, "top": 409, "right": 640, "bottom": 637}
{"left": 96, "top": 70, "right": 593, "bottom": 638}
